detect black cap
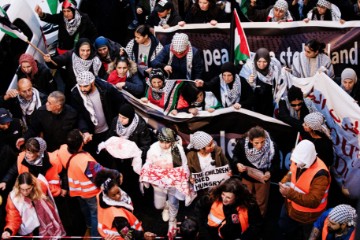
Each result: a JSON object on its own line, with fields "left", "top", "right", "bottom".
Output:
{"left": 0, "top": 108, "right": 13, "bottom": 124}
{"left": 155, "top": 0, "right": 173, "bottom": 12}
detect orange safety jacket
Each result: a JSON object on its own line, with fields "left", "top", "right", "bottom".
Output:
{"left": 288, "top": 159, "right": 330, "bottom": 213}
{"left": 208, "top": 200, "right": 249, "bottom": 239}
{"left": 17, "top": 151, "right": 62, "bottom": 197}
{"left": 68, "top": 152, "right": 100, "bottom": 198}
{"left": 322, "top": 216, "right": 355, "bottom": 240}
{"left": 97, "top": 194, "right": 143, "bottom": 238}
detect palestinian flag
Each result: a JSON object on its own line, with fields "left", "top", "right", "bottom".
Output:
{"left": 230, "top": 10, "right": 250, "bottom": 65}
{"left": 47, "top": 0, "right": 59, "bottom": 15}
{"left": 0, "top": 7, "right": 28, "bottom": 42}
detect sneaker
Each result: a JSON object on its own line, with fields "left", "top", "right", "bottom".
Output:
{"left": 162, "top": 201, "right": 169, "bottom": 222}
{"left": 128, "top": 20, "right": 138, "bottom": 30}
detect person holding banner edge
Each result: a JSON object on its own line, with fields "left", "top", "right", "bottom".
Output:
{"left": 231, "top": 126, "right": 279, "bottom": 216}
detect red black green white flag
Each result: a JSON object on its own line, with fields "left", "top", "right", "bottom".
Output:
{"left": 0, "top": 6, "right": 28, "bottom": 42}
{"left": 230, "top": 10, "right": 250, "bottom": 65}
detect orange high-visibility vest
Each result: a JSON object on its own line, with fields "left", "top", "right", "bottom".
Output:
{"left": 322, "top": 216, "right": 355, "bottom": 240}
{"left": 208, "top": 200, "right": 249, "bottom": 239}
{"left": 17, "top": 151, "right": 62, "bottom": 197}
{"left": 288, "top": 159, "right": 330, "bottom": 213}
{"left": 97, "top": 194, "right": 143, "bottom": 238}
{"left": 57, "top": 145, "right": 100, "bottom": 198}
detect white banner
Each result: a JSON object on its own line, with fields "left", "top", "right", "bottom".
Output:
{"left": 191, "top": 165, "right": 230, "bottom": 191}
{"left": 284, "top": 71, "right": 360, "bottom": 198}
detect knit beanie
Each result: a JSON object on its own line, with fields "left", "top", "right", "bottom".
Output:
{"left": 304, "top": 112, "right": 331, "bottom": 138}
{"left": 287, "top": 85, "right": 304, "bottom": 102}
{"left": 94, "top": 36, "right": 109, "bottom": 50}
{"left": 341, "top": 68, "right": 357, "bottom": 84}
{"left": 291, "top": 140, "right": 317, "bottom": 169}
{"left": 149, "top": 68, "right": 165, "bottom": 82}
{"left": 221, "top": 62, "right": 237, "bottom": 77}
{"left": 118, "top": 104, "right": 135, "bottom": 123}
{"left": 274, "top": 0, "right": 288, "bottom": 12}
{"left": 76, "top": 71, "right": 95, "bottom": 86}
{"left": 317, "top": 0, "right": 331, "bottom": 9}
{"left": 187, "top": 131, "right": 213, "bottom": 150}
{"left": 171, "top": 33, "right": 189, "bottom": 53}
{"left": 328, "top": 204, "right": 357, "bottom": 226}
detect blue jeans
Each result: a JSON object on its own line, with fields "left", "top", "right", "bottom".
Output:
{"left": 78, "top": 196, "right": 99, "bottom": 238}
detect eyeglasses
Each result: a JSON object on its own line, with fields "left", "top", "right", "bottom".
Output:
{"left": 290, "top": 102, "right": 303, "bottom": 107}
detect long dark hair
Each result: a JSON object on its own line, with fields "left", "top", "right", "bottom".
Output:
{"left": 305, "top": 39, "right": 326, "bottom": 54}
{"left": 209, "top": 177, "right": 256, "bottom": 208}
{"left": 311, "top": 7, "right": 332, "bottom": 21}
{"left": 190, "top": 0, "right": 219, "bottom": 18}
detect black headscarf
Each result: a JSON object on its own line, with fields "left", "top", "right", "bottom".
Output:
{"left": 254, "top": 48, "right": 271, "bottom": 76}
{"left": 74, "top": 38, "right": 97, "bottom": 60}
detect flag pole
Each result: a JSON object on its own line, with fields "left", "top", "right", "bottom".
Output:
{"left": 26, "top": 40, "right": 58, "bottom": 66}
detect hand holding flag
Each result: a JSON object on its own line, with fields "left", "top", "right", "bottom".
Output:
{"left": 0, "top": 6, "right": 57, "bottom": 66}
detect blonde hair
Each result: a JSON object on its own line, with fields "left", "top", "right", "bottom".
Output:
{"left": 13, "top": 172, "right": 45, "bottom": 201}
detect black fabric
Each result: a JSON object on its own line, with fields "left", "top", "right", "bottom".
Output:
{"left": 24, "top": 104, "right": 79, "bottom": 152}
{"left": 71, "top": 78, "right": 126, "bottom": 134}
{"left": 40, "top": 11, "right": 98, "bottom": 51}
{"left": 16, "top": 61, "right": 57, "bottom": 95}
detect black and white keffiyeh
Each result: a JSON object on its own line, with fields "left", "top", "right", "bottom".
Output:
{"left": 72, "top": 52, "right": 102, "bottom": 78}
{"left": 116, "top": 114, "right": 139, "bottom": 139}
{"left": 328, "top": 204, "right": 357, "bottom": 227}
{"left": 64, "top": 10, "right": 81, "bottom": 36}
{"left": 244, "top": 131, "right": 275, "bottom": 169}
{"left": 18, "top": 88, "right": 42, "bottom": 126}
{"left": 219, "top": 73, "right": 241, "bottom": 107}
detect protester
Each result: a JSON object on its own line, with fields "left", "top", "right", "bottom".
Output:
{"left": 206, "top": 177, "right": 263, "bottom": 239}
{"left": 308, "top": 204, "right": 357, "bottom": 240}
{"left": 179, "top": 217, "right": 199, "bottom": 239}
{"left": 70, "top": 71, "right": 125, "bottom": 166}
{"left": 231, "top": 126, "right": 278, "bottom": 216}
{"left": 107, "top": 56, "right": 145, "bottom": 98}
{"left": 340, "top": 68, "right": 360, "bottom": 105}
{"left": 141, "top": 68, "right": 192, "bottom": 115}
{"left": 94, "top": 36, "right": 124, "bottom": 77}
{"left": 94, "top": 169, "right": 157, "bottom": 239}
{"left": 240, "top": 48, "right": 282, "bottom": 116}
{"left": 182, "top": 83, "right": 222, "bottom": 115}
{"left": 146, "top": 0, "right": 182, "bottom": 33}
{"left": 186, "top": 131, "right": 229, "bottom": 190}
{"left": 151, "top": 33, "right": 204, "bottom": 81}
{"left": 125, "top": 25, "right": 164, "bottom": 77}
{"left": 1, "top": 172, "right": 65, "bottom": 239}
{"left": 0, "top": 78, "right": 47, "bottom": 129}
{"left": 16, "top": 54, "right": 56, "bottom": 95}
{"left": 108, "top": 103, "right": 153, "bottom": 162}
{"left": 304, "top": 0, "right": 342, "bottom": 22}
{"left": 178, "top": 0, "right": 226, "bottom": 26}
{"left": 278, "top": 140, "right": 330, "bottom": 239}
{"left": 291, "top": 39, "right": 334, "bottom": 79}
{"left": 278, "top": 85, "right": 318, "bottom": 134}
{"left": 0, "top": 137, "right": 63, "bottom": 198}
{"left": 56, "top": 129, "right": 121, "bottom": 237}
{"left": 44, "top": 38, "right": 106, "bottom": 98}
{"left": 35, "top": 0, "right": 97, "bottom": 55}
{"left": 0, "top": 108, "right": 23, "bottom": 153}
{"left": 195, "top": 62, "right": 254, "bottom": 111}
{"left": 248, "top": 0, "right": 294, "bottom": 22}
{"left": 303, "top": 112, "right": 334, "bottom": 167}
{"left": 17, "top": 91, "right": 78, "bottom": 152}
{"left": 140, "top": 127, "right": 193, "bottom": 238}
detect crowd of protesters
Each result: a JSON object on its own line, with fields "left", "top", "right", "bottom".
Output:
{"left": 0, "top": 0, "right": 359, "bottom": 239}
